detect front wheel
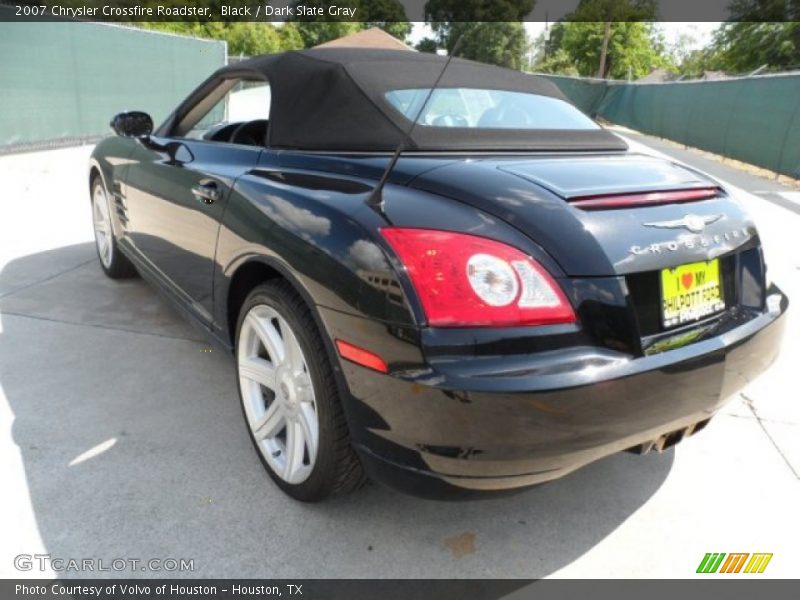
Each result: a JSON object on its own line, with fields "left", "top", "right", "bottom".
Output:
{"left": 235, "top": 281, "right": 367, "bottom": 501}
{"left": 91, "top": 176, "right": 136, "bottom": 279}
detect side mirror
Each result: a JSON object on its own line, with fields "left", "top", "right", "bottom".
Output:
{"left": 110, "top": 111, "right": 153, "bottom": 138}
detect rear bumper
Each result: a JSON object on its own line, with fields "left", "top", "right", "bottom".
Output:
{"left": 331, "top": 289, "right": 787, "bottom": 499}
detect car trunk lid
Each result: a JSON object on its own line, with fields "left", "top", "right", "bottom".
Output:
{"left": 497, "top": 154, "right": 712, "bottom": 200}
{"left": 409, "top": 153, "right": 757, "bottom": 277}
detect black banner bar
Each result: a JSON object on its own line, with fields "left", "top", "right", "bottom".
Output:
{"left": 4, "top": 580, "right": 530, "bottom": 600}
{"left": 4, "top": 579, "right": 800, "bottom": 600}
{"left": 2, "top": 0, "right": 799, "bottom": 23}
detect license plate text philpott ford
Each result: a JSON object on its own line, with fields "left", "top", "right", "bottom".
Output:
{"left": 660, "top": 259, "right": 725, "bottom": 328}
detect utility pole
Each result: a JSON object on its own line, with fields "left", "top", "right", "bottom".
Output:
{"left": 544, "top": 12, "right": 549, "bottom": 60}
{"left": 597, "top": 21, "right": 611, "bottom": 78}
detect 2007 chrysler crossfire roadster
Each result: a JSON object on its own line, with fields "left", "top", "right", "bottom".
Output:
{"left": 88, "top": 49, "right": 787, "bottom": 501}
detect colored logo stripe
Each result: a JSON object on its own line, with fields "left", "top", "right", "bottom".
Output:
{"left": 697, "top": 553, "right": 773, "bottom": 574}
{"left": 697, "top": 553, "right": 726, "bottom": 573}
{"left": 719, "top": 553, "right": 749, "bottom": 573}
{"left": 744, "top": 553, "right": 773, "bottom": 573}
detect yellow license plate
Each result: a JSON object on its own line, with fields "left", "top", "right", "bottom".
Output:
{"left": 660, "top": 259, "right": 725, "bottom": 328}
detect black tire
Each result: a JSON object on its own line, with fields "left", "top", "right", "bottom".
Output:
{"left": 91, "top": 175, "right": 137, "bottom": 279}
{"left": 235, "top": 280, "right": 367, "bottom": 501}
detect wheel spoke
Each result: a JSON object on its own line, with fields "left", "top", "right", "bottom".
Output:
{"left": 252, "top": 400, "right": 285, "bottom": 441}
{"left": 296, "top": 405, "right": 317, "bottom": 466}
{"left": 280, "top": 317, "right": 305, "bottom": 373}
{"left": 93, "top": 187, "right": 113, "bottom": 266}
{"left": 283, "top": 419, "right": 306, "bottom": 482}
{"left": 239, "top": 356, "right": 277, "bottom": 390}
{"left": 247, "top": 314, "right": 285, "bottom": 364}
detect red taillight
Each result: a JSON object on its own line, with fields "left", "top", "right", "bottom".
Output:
{"left": 570, "top": 187, "right": 720, "bottom": 210}
{"left": 380, "top": 228, "right": 576, "bottom": 328}
{"left": 336, "top": 340, "right": 389, "bottom": 373}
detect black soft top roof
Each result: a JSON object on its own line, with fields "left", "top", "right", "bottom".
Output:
{"left": 201, "top": 48, "right": 627, "bottom": 152}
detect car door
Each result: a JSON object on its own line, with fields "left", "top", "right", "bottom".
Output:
{"left": 122, "top": 77, "right": 271, "bottom": 325}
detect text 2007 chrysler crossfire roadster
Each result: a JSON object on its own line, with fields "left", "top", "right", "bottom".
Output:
{"left": 89, "top": 49, "right": 787, "bottom": 501}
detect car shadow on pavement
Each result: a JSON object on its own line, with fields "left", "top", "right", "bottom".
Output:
{"left": 1, "top": 243, "right": 674, "bottom": 578}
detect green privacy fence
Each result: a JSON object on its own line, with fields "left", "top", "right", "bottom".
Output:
{"left": 542, "top": 72, "right": 800, "bottom": 179}
{"left": 0, "top": 20, "right": 226, "bottom": 149}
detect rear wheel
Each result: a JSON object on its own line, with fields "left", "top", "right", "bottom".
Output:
{"left": 91, "top": 176, "right": 136, "bottom": 279}
{"left": 235, "top": 281, "right": 367, "bottom": 501}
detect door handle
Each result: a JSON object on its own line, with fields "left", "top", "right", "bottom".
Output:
{"left": 191, "top": 180, "right": 220, "bottom": 205}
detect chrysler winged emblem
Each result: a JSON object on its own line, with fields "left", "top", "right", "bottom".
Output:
{"left": 643, "top": 213, "right": 723, "bottom": 233}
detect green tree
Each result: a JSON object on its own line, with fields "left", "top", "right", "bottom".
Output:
{"left": 140, "top": 0, "right": 412, "bottom": 55}
{"left": 415, "top": 38, "right": 439, "bottom": 53}
{"left": 224, "top": 23, "right": 283, "bottom": 55}
{"left": 532, "top": 48, "right": 580, "bottom": 76}
{"left": 291, "top": 21, "right": 363, "bottom": 47}
{"left": 425, "top": 0, "right": 535, "bottom": 54}
{"left": 447, "top": 22, "right": 530, "bottom": 69}
{"left": 142, "top": 22, "right": 292, "bottom": 56}
{"left": 672, "top": 1, "right": 799, "bottom": 76}
{"left": 276, "top": 23, "right": 306, "bottom": 51}
{"left": 421, "top": 0, "right": 534, "bottom": 68}
{"left": 290, "top": 0, "right": 411, "bottom": 46}
{"left": 675, "top": 47, "right": 722, "bottom": 79}
{"left": 562, "top": 0, "right": 658, "bottom": 77}
{"left": 563, "top": 0, "right": 657, "bottom": 21}
{"left": 709, "top": 22, "right": 800, "bottom": 73}
{"left": 425, "top": 0, "right": 536, "bottom": 26}
{"left": 360, "top": 0, "right": 413, "bottom": 41}
{"left": 543, "top": 21, "right": 670, "bottom": 79}
{"left": 562, "top": 22, "right": 671, "bottom": 79}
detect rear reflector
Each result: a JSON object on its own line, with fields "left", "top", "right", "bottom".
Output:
{"left": 335, "top": 340, "right": 388, "bottom": 373}
{"left": 570, "top": 187, "right": 720, "bottom": 210}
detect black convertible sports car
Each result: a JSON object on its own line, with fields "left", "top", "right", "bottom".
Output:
{"left": 89, "top": 49, "right": 787, "bottom": 501}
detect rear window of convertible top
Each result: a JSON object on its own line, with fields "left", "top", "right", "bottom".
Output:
{"left": 385, "top": 88, "right": 600, "bottom": 130}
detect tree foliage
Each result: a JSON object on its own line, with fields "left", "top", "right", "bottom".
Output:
{"left": 672, "top": 2, "right": 800, "bottom": 76}
{"left": 141, "top": 22, "right": 296, "bottom": 56}
{"left": 539, "top": 21, "right": 670, "bottom": 79}
{"left": 360, "top": 0, "right": 413, "bottom": 40}
{"left": 144, "top": 0, "right": 411, "bottom": 56}
{"left": 276, "top": 22, "right": 306, "bottom": 52}
{"left": 562, "top": 0, "right": 657, "bottom": 22}
{"left": 415, "top": 38, "right": 439, "bottom": 53}
{"left": 531, "top": 49, "right": 580, "bottom": 76}
{"left": 424, "top": 0, "right": 535, "bottom": 23}
{"left": 290, "top": 21, "right": 363, "bottom": 48}
{"left": 420, "top": 0, "right": 534, "bottom": 68}
{"left": 542, "top": 0, "right": 663, "bottom": 79}
{"left": 290, "top": 0, "right": 411, "bottom": 47}
{"left": 707, "top": 22, "right": 799, "bottom": 73}
{"left": 436, "top": 22, "right": 530, "bottom": 69}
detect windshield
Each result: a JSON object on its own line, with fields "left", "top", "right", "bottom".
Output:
{"left": 384, "top": 88, "right": 599, "bottom": 130}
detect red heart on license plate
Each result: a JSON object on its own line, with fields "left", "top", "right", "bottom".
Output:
{"left": 681, "top": 273, "right": 694, "bottom": 289}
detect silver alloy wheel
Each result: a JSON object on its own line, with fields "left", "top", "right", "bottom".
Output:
{"left": 92, "top": 183, "right": 113, "bottom": 268}
{"left": 238, "top": 305, "right": 319, "bottom": 484}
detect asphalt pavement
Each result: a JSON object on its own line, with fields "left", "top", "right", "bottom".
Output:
{"left": 1, "top": 137, "right": 798, "bottom": 579}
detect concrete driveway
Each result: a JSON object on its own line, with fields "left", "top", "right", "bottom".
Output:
{"left": 1, "top": 140, "right": 798, "bottom": 579}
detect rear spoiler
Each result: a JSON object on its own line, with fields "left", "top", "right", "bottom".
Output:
{"left": 569, "top": 187, "right": 721, "bottom": 210}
